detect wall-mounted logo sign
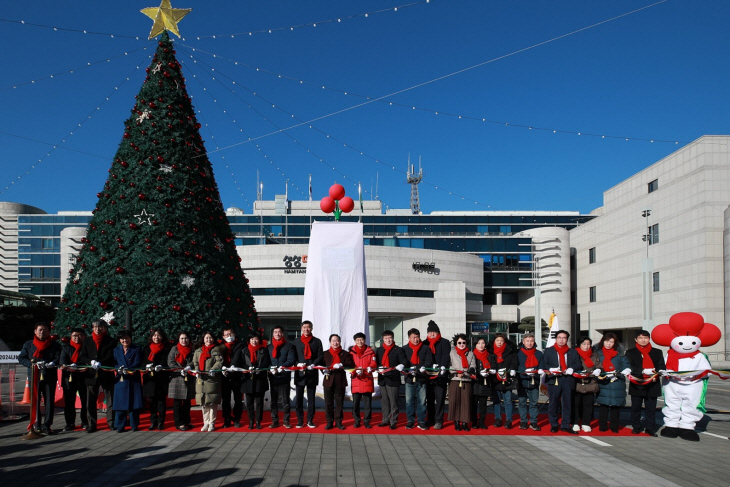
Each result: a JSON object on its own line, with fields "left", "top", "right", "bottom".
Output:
{"left": 284, "top": 255, "right": 307, "bottom": 274}
{"left": 412, "top": 262, "right": 435, "bottom": 272}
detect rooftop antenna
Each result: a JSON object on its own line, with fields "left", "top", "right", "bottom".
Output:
{"left": 375, "top": 172, "right": 379, "bottom": 201}
{"left": 407, "top": 155, "right": 423, "bottom": 215}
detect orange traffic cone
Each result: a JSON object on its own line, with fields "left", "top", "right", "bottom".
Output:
{"left": 19, "top": 378, "right": 31, "bottom": 404}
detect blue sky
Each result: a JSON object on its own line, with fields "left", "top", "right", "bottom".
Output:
{"left": 1, "top": 1, "right": 728, "bottom": 214}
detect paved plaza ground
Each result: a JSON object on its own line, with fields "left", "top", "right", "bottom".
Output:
{"left": 1, "top": 371, "right": 728, "bottom": 487}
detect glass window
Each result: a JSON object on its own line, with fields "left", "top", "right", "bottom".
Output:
{"left": 482, "top": 291, "right": 496, "bottom": 305}
{"left": 502, "top": 292, "right": 519, "bottom": 305}
{"left": 589, "top": 286, "right": 596, "bottom": 302}
{"left": 648, "top": 179, "right": 658, "bottom": 193}
{"left": 648, "top": 224, "right": 659, "bottom": 245}
{"left": 589, "top": 247, "right": 596, "bottom": 264}
{"left": 410, "top": 238, "right": 424, "bottom": 249}
{"left": 653, "top": 272, "right": 660, "bottom": 292}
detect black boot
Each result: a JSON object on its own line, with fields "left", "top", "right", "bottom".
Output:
{"left": 463, "top": 422, "right": 470, "bottom": 432}
{"left": 454, "top": 422, "right": 462, "bottom": 431}
{"left": 249, "top": 420, "right": 255, "bottom": 429}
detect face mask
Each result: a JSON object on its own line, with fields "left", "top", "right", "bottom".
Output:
{"left": 225, "top": 336, "right": 235, "bottom": 343}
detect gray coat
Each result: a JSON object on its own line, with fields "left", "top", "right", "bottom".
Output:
{"left": 167, "top": 346, "right": 195, "bottom": 400}
{"left": 194, "top": 345, "right": 225, "bottom": 405}
{"left": 449, "top": 349, "right": 476, "bottom": 382}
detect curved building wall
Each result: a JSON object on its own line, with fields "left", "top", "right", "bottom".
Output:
{"left": 0, "top": 202, "right": 46, "bottom": 292}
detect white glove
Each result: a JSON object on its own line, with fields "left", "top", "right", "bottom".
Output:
{"left": 146, "top": 363, "right": 153, "bottom": 370}
{"left": 91, "top": 360, "right": 100, "bottom": 370}
{"left": 46, "top": 362, "right": 55, "bottom": 368}
{"left": 549, "top": 367, "right": 561, "bottom": 374}
{"left": 538, "top": 369, "right": 546, "bottom": 376}
{"left": 489, "top": 369, "right": 496, "bottom": 375}
{"left": 658, "top": 370, "right": 668, "bottom": 376}
{"left": 356, "top": 369, "right": 363, "bottom": 375}
{"left": 70, "top": 363, "right": 77, "bottom": 368}
{"left": 419, "top": 366, "right": 426, "bottom": 373}
{"left": 366, "top": 367, "right": 372, "bottom": 373}
{"left": 480, "top": 369, "right": 488, "bottom": 377}
{"left": 306, "top": 364, "right": 314, "bottom": 371}
{"left": 270, "top": 366, "right": 277, "bottom": 373}
{"left": 36, "top": 361, "right": 46, "bottom": 368}
{"left": 249, "top": 366, "right": 254, "bottom": 371}
{"left": 378, "top": 366, "right": 385, "bottom": 373}
{"left": 395, "top": 364, "right": 404, "bottom": 372}
{"left": 209, "top": 371, "right": 216, "bottom": 377}
{"left": 592, "top": 369, "right": 601, "bottom": 377}
{"left": 222, "top": 369, "right": 229, "bottom": 377}
{"left": 184, "top": 366, "right": 191, "bottom": 373}
{"left": 297, "top": 363, "right": 306, "bottom": 368}
{"left": 333, "top": 363, "right": 343, "bottom": 369}
{"left": 525, "top": 368, "right": 535, "bottom": 373}
{"left": 509, "top": 370, "right": 516, "bottom": 377}
{"left": 154, "top": 365, "right": 162, "bottom": 372}
{"left": 564, "top": 368, "right": 574, "bottom": 376}
{"left": 620, "top": 368, "right": 631, "bottom": 376}
{"left": 433, "top": 364, "right": 439, "bottom": 369}
{"left": 642, "top": 368, "right": 654, "bottom": 375}
{"left": 118, "top": 366, "right": 126, "bottom": 374}
{"left": 410, "top": 367, "right": 417, "bottom": 376}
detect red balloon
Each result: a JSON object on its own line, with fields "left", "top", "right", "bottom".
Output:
{"left": 329, "top": 184, "right": 345, "bottom": 200}
{"left": 339, "top": 196, "right": 354, "bottom": 213}
{"left": 320, "top": 196, "right": 336, "bottom": 213}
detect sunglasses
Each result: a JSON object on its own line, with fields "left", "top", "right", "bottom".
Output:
{"left": 457, "top": 341, "right": 467, "bottom": 345}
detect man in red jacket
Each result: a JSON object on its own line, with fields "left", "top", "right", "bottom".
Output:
{"left": 349, "top": 332, "right": 376, "bottom": 428}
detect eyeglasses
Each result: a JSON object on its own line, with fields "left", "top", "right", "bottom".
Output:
{"left": 457, "top": 341, "right": 467, "bottom": 345}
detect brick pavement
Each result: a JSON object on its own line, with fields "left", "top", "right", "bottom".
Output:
{"left": 0, "top": 409, "right": 728, "bottom": 487}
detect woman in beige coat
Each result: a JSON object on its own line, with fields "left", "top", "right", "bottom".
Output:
{"left": 193, "top": 331, "right": 225, "bottom": 432}
{"left": 448, "top": 333, "right": 477, "bottom": 431}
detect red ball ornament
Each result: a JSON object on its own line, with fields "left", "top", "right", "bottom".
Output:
{"left": 100, "top": 302, "right": 108, "bottom": 309}
{"left": 166, "top": 231, "right": 174, "bottom": 238}
{"left": 339, "top": 196, "right": 355, "bottom": 213}
{"left": 173, "top": 305, "right": 181, "bottom": 312}
{"left": 320, "top": 196, "right": 336, "bottom": 213}
{"left": 129, "top": 223, "right": 139, "bottom": 230}
{"left": 115, "top": 267, "right": 125, "bottom": 274}
{"left": 89, "top": 246, "right": 97, "bottom": 252}
{"left": 195, "top": 254, "right": 203, "bottom": 260}
{"left": 138, "top": 193, "right": 146, "bottom": 200}
{"left": 329, "top": 184, "right": 346, "bottom": 200}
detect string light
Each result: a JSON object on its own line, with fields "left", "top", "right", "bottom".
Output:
{"left": 0, "top": 18, "right": 142, "bottom": 39}
{"left": 0, "top": 130, "right": 109, "bottom": 159}
{"left": 0, "top": 47, "right": 149, "bottom": 91}
{"left": 0, "top": 53, "right": 152, "bottom": 195}
{"left": 186, "top": 0, "right": 432, "bottom": 40}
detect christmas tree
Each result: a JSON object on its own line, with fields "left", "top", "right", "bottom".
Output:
{"left": 54, "top": 31, "right": 259, "bottom": 343}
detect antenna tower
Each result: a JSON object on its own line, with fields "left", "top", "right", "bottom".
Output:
{"left": 406, "top": 155, "right": 423, "bottom": 215}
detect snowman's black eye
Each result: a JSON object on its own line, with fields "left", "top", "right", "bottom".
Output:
{"left": 678, "top": 342, "right": 684, "bottom": 346}
{"left": 692, "top": 341, "right": 697, "bottom": 345}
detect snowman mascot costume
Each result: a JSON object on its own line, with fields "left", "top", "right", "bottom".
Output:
{"left": 651, "top": 312, "right": 721, "bottom": 441}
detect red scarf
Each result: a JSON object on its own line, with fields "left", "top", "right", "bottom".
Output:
{"left": 148, "top": 342, "right": 165, "bottom": 362}
{"left": 69, "top": 340, "right": 82, "bottom": 363}
{"left": 636, "top": 343, "right": 655, "bottom": 370}
{"left": 92, "top": 331, "right": 105, "bottom": 350}
{"left": 175, "top": 343, "right": 192, "bottom": 364}
{"left": 199, "top": 344, "right": 215, "bottom": 371}
{"left": 494, "top": 342, "right": 507, "bottom": 363}
{"left": 408, "top": 341, "right": 423, "bottom": 365}
{"left": 602, "top": 347, "right": 618, "bottom": 372}
{"left": 455, "top": 347, "right": 470, "bottom": 368}
{"left": 224, "top": 339, "right": 237, "bottom": 366}
{"left": 381, "top": 343, "right": 395, "bottom": 367}
{"left": 32, "top": 336, "right": 51, "bottom": 359}
{"left": 554, "top": 344, "right": 570, "bottom": 370}
{"left": 271, "top": 337, "right": 286, "bottom": 359}
{"left": 576, "top": 348, "right": 594, "bottom": 368}
{"left": 428, "top": 334, "right": 441, "bottom": 355}
{"left": 474, "top": 348, "right": 490, "bottom": 369}
{"left": 329, "top": 347, "right": 342, "bottom": 366}
{"left": 522, "top": 347, "right": 539, "bottom": 368}
{"left": 300, "top": 335, "right": 313, "bottom": 360}
{"left": 248, "top": 343, "right": 265, "bottom": 364}
{"left": 353, "top": 345, "right": 367, "bottom": 359}
{"left": 665, "top": 349, "right": 700, "bottom": 372}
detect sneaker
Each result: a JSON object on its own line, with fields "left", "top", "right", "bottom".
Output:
{"left": 405, "top": 422, "right": 415, "bottom": 430}
{"left": 530, "top": 423, "right": 541, "bottom": 431}
{"left": 284, "top": 420, "right": 292, "bottom": 429}
{"left": 503, "top": 422, "right": 512, "bottom": 430}
{"left": 493, "top": 418, "right": 502, "bottom": 428}
{"left": 234, "top": 421, "right": 242, "bottom": 428}
{"left": 519, "top": 423, "right": 528, "bottom": 430}
{"left": 307, "top": 421, "right": 316, "bottom": 429}
{"left": 434, "top": 423, "right": 443, "bottom": 430}
{"left": 63, "top": 425, "right": 75, "bottom": 432}
{"left": 572, "top": 424, "right": 581, "bottom": 433}
{"left": 581, "top": 425, "right": 592, "bottom": 433}
{"left": 269, "top": 422, "right": 279, "bottom": 429}
{"left": 296, "top": 421, "right": 304, "bottom": 429}
{"left": 417, "top": 423, "right": 428, "bottom": 431}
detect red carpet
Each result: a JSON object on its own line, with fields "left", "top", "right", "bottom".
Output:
{"left": 95, "top": 411, "right": 639, "bottom": 436}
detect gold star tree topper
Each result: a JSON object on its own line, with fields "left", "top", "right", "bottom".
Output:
{"left": 141, "top": 0, "right": 192, "bottom": 40}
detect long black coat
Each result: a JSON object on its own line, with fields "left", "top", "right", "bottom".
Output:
{"left": 60, "top": 342, "right": 87, "bottom": 388}
{"left": 626, "top": 347, "right": 665, "bottom": 398}
{"left": 322, "top": 349, "right": 355, "bottom": 389}
{"left": 268, "top": 341, "right": 297, "bottom": 386}
{"left": 376, "top": 345, "right": 407, "bottom": 387}
{"left": 293, "top": 336, "right": 324, "bottom": 387}
{"left": 142, "top": 344, "right": 171, "bottom": 397}
{"left": 425, "top": 337, "right": 451, "bottom": 385}
{"left": 18, "top": 338, "right": 61, "bottom": 383}
{"left": 490, "top": 344, "right": 519, "bottom": 391}
{"left": 233, "top": 346, "right": 271, "bottom": 394}
{"left": 78, "top": 333, "right": 117, "bottom": 388}
{"left": 472, "top": 351, "right": 497, "bottom": 397}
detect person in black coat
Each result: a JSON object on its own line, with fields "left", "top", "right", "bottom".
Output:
{"left": 425, "top": 320, "right": 451, "bottom": 429}
{"left": 142, "top": 328, "right": 171, "bottom": 430}
{"left": 626, "top": 329, "right": 667, "bottom": 436}
{"left": 59, "top": 327, "right": 89, "bottom": 431}
{"left": 293, "top": 320, "right": 324, "bottom": 428}
{"left": 490, "top": 333, "right": 519, "bottom": 428}
{"left": 234, "top": 332, "right": 271, "bottom": 429}
{"left": 376, "top": 330, "right": 407, "bottom": 429}
{"left": 543, "top": 330, "right": 582, "bottom": 434}
{"left": 404, "top": 328, "right": 434, "bottom": 430}
{"left": 267, "top": 326, "right": 297, "bottom": 429}
{"left": 322, "top": 334, "right": 356, "bottom": 430}
{"left": 18, "top": 322, "right": 62, "bottom": 434}
{"left": 220, "top": 327, "right": 245, "bottom": 428}
{"left": 78, "top": 319, "right": 117, "bottom": 433}
{"left": 471, "top": 337, "right": 495, "bottom": 430}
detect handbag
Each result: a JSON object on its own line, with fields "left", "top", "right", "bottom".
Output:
{"left": 576, "top": 380, "right": 599, "bottom": 394}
